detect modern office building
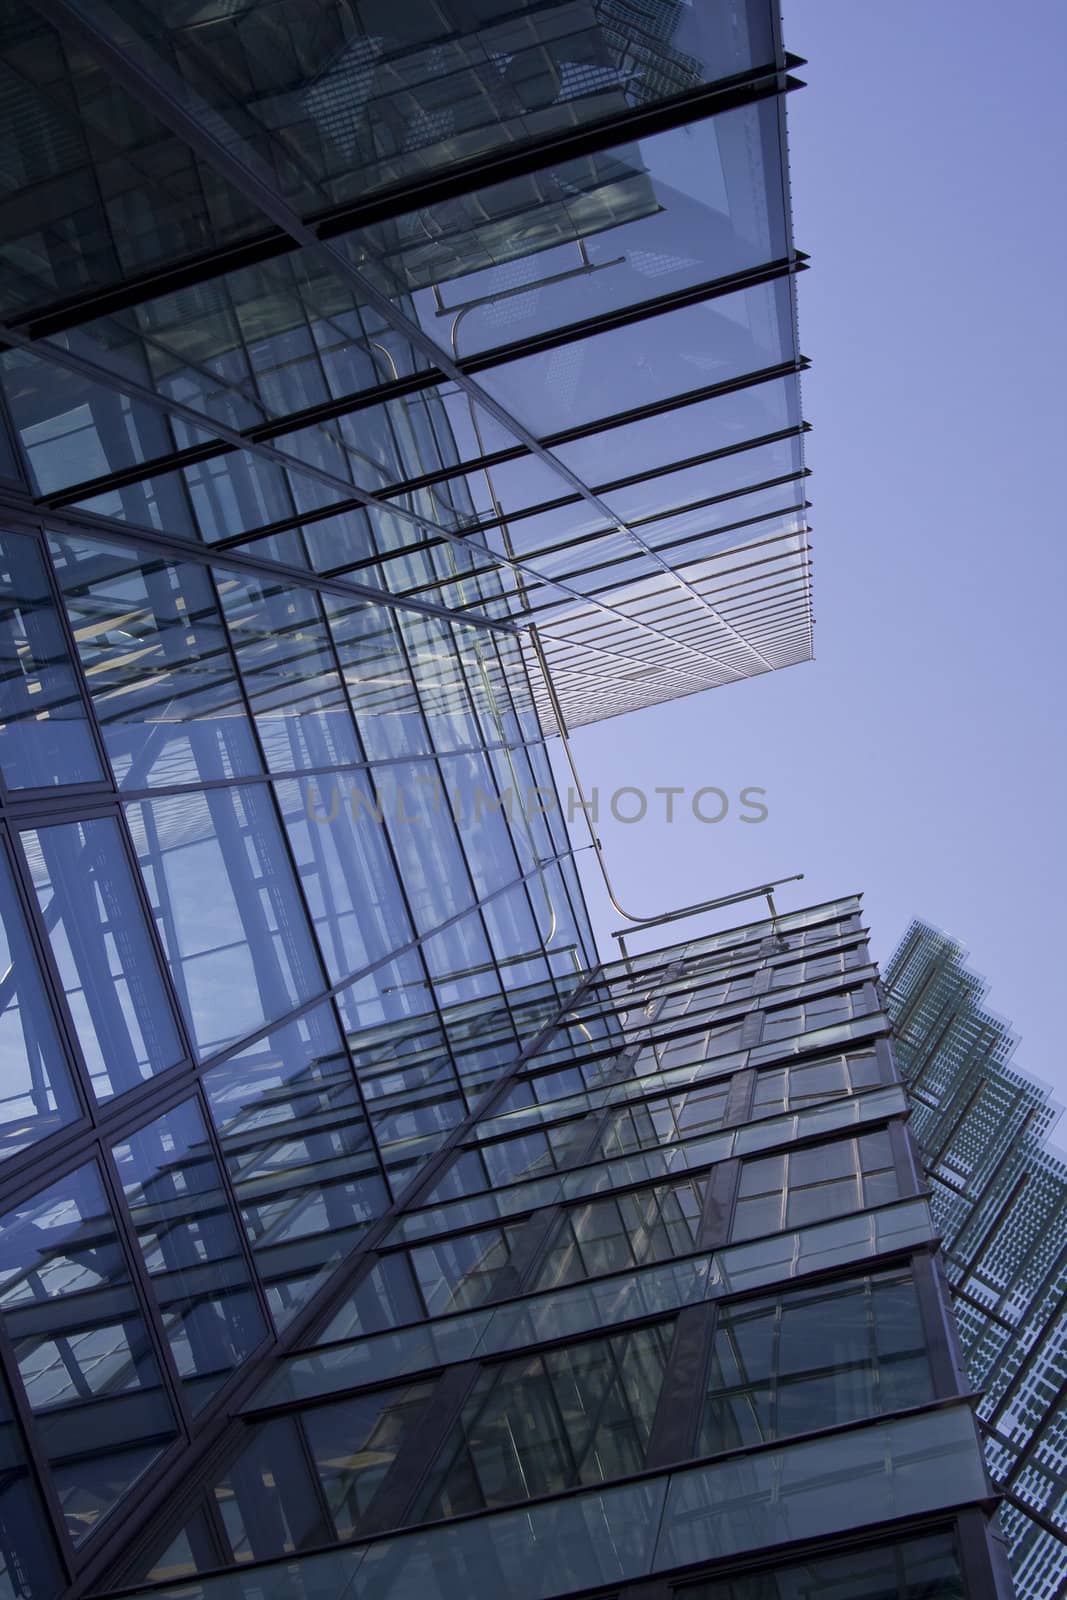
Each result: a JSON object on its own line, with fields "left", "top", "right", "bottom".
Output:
{"left": 887, "top": 922, "right": 1067, "bottom": 1600}
{"left": 0, "top": 3, "right": 1015, "bottom": 1599}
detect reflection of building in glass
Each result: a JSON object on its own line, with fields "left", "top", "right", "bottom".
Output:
{"left": 0, "top": 3, "right": 1018, "bottom": 1599}
{"left": 887, "top": 922, "right": 1067, "bottom": 1600}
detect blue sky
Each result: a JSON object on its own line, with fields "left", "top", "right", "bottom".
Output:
{"left": 558, "top": 0, "right": 1067, "bottom": 1094}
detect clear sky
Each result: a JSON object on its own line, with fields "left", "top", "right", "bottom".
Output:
{"left": 557, "top": 0, "right": 1067, "bottom": 1094}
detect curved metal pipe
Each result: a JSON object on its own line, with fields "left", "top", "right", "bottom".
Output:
{"left": 527, "top": 620, "right": 803, "bottom": 931}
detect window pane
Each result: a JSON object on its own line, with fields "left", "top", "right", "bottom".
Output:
{"left": 204, "top": 1005, "right": 389, "bottom": 1329}
{"left": 477, "top": 279, "right": 795, "bottom": 436}
{"left": 674, "top": 1530, "right": 964, "bottom": 1600}
{"left": 537, "top": 1176, "right": 708, "bottom": 1290}
{"left": 126, "top": 786, "right": 323, "bottom": 1057}
{"left": 71, "top": 0, "right": 773, "bottom": 223}
{"left": 409, "top": 1223, "right": 528, "bottom": 1317}
{"left": 49, "top": 533, "right": 261, "bottom": 789}
{"left": 324, "top": 595, "right": 431, "bottom": 760}
{"left": 414, "top": 1322, "right": 674, "bottom": 1522}
{"left": 215, "top": 568, "right": 362, "bottom": 772}
{"left": 112, "top": 1099, "right": 268, "bottom": 1412}
{"left": 21, "top": 816, "right": 185, "bottom": 1099}
{"left": 0, "top": 1162, "right": 179, "bottom": 1546}
{"left": 0, "top": 849, "right": 80, "bottom": 1158}
{"left": 0, "top": 5, "right": 261, "bottom": 318}
{"left": 699, "top": 1271, "right": 933, "bottom": 1457}
{"left": 274, "top": 774, "right": 412, "bottom": 984}
{"left": 0, "top": 528, "right": 102, "bottom": 789}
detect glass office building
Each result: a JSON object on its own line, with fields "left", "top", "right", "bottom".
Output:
{"left": 887, "top": 922, "right": 1067, "bottom": 1600}
{"left": 0, "top": 3, "right": 1012, "bottom": 1599}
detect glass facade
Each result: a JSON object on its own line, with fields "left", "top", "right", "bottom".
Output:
{"left": 888, "top": 922, "right": 1067, "bottom": 1600}
{"left": 0, "top": 4, "right": 1012, "bottom": 1600}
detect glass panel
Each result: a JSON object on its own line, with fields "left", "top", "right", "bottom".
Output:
{"left": 380, "top": 101, "right": 785, "bottom": 352}
{"left": 274, "top": 774, "right": 412, "bottom": 984}
{"left": 375, "top": 761, "right": 476, "bottom": 934}
{"left": 79, "top": 0, "right": 774, "bottom": 216}
{"left": 0, "top": 1162, "right": 179, "bottom": 1546}
{"left": 553, "top": 373, "right": 800, "bottom": 487}
{"left": 732, "top": 1133, "right": 902, "bottom": 1243}
{"left": 323, "top": 594, "right": 430, "bottom": 760}
{"left": 413, "top": 1321, "right": 674, "bottom": 1521}
{"left": 0, "top": 528, "right": 103, "bottom": 789}
{"left": 699, "top": 1270, "right": 934, "bottom": 1455}
{"left": 0, "top": 848, "right": 80, "bottom": 1159}
{"left": 166, "top": 1392, "right": 435, "bottom": 1570}
{"left": 204, "top": 1005, "right": 389, "bottom": 1329}
{"left": 656, "top": 1407, "right": 987, "bottom": 1573}
{"left": 126, "top": 785, "right": 324, "bottom": 1057}
{"left": 477, "top": 278, "right": 795, "bottom": 436}
{"left": 0, "top": 1367, "right": 65, "bottom": 1600}
{"left": 0, "top": 344, "right": 188, "bottom": 510}
{"left": 409, "top": 1222, "right": 529, "bottom": 1318}
{"left": 49, "top": 533, "right": 261, "bottom": 789}
{"left": 674, "top": 1530, "right": 965, "bottom": 1600}
{"left": 215, "top": 568, "right": 362, "bottom": 772}
{"left": 21, "top": 816, "right": 186, "bottom": 1099}
{"left": 0, "top": 7, "right": 261, "bottom": 317}
{"left": 349, "top": 1475, "right": 665, "bottom": 1600}
{"left": 536, "top": 1175, "right": 708, "bottom": 1290}
{"left": 112, "top": 1099, "right": 268, "bottom": 1412}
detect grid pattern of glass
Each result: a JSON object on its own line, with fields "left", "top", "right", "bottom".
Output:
{"left": 887, "top": 920, "right": 1067, "bottom": 1600}
{"left": 0, "top": 0, "right": 812, "bottom": 733}
{"left": 0, "top": 4, "right": 1010, "bottom": 1598}
{"left": 79, "top": 897, "right": 1004, "bottom": 1600}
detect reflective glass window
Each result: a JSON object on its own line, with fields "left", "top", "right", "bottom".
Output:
{"left": 592, "top": 1083, "right": 732, "bottom": 1160}
{"left": 0, "top": 848, "right": 80, "bottom": 1159}
{"left": 0, "top": 528, "right": 102, "bottom": 789}
{"left": 0, "top": 1367, "right": 64, "bottom": 1599}
{"left": 409, "top": 1221, "right": 530, "bottom": 1318}
{"left": 2, "top": 349, "right": 191, "bottom": 509}
{"left": 49, "top": 533, "right": 261, "bottom": 789}
{"left": 274, "top": 773, "right": 412, "bottom": 984}
{"left": 553, "top": 374, "right": 800, "bottom": 488}
{"left": 216, "top": 568, "right": 362, "bottom": 771}
{"left": 477, "top": 278, "right": 795, "bottom": 436}
{"left": 413, "top": 1322, "right": 675, "bottom": 1522}
{"left": 112, "top": 1100, "right": 268, "bottom": 1411}
{"left": 399, "top": 101, "right": 785, "bottom": 362}
{"left": 733, "top": 1131, "right": 900, "bottom": 1242}
{"left": 0, "top": 7, "right": 260, "bottom": 318}
{"left": 126, "top": 786, "right": 323, "bottom": 1056}
{"left": 21, "top": 817, "right": 185, "bottom": 1099}
{"left": 752, "top": 1049, "right": 882, "bottom": 1116}
{"left": 699, "top": 1269, "right": 933, "bottom": 1456}
{"left": 204, "top": 1005, "right": 389, "bottom": 1328}
{"left": 374, "top": 760, "right": 477, "bottom": 933}
{"left": 760, "top": 987, "right": 868, "bottom": 1044}
{"left": 397, "top": 612, "right": 481, "bottom": 753}
{"left": 134, "top": 1382, "right": 431, "bottom": 1578}
{"left": 537, "top": 1175, "right": 709, "bottom": 1290}
{"left": 324, "top": 595, "right": 430, "bottom": 760}
{"left": 0, "top": 1162, "right": 179, "bottom": 1546}
{"left": 75, "top": 1, "right": 774, "bottom": 219}
{"left": 674, "top": 1530, "right": 964, "bottom": 1600}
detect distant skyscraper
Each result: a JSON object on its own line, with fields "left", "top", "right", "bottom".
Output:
{"left": 0, "top": 3, "right": 1015, "bottom": 1598}
{"left": 887, "top": 921, "right": 1067, "bottom": 1600}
